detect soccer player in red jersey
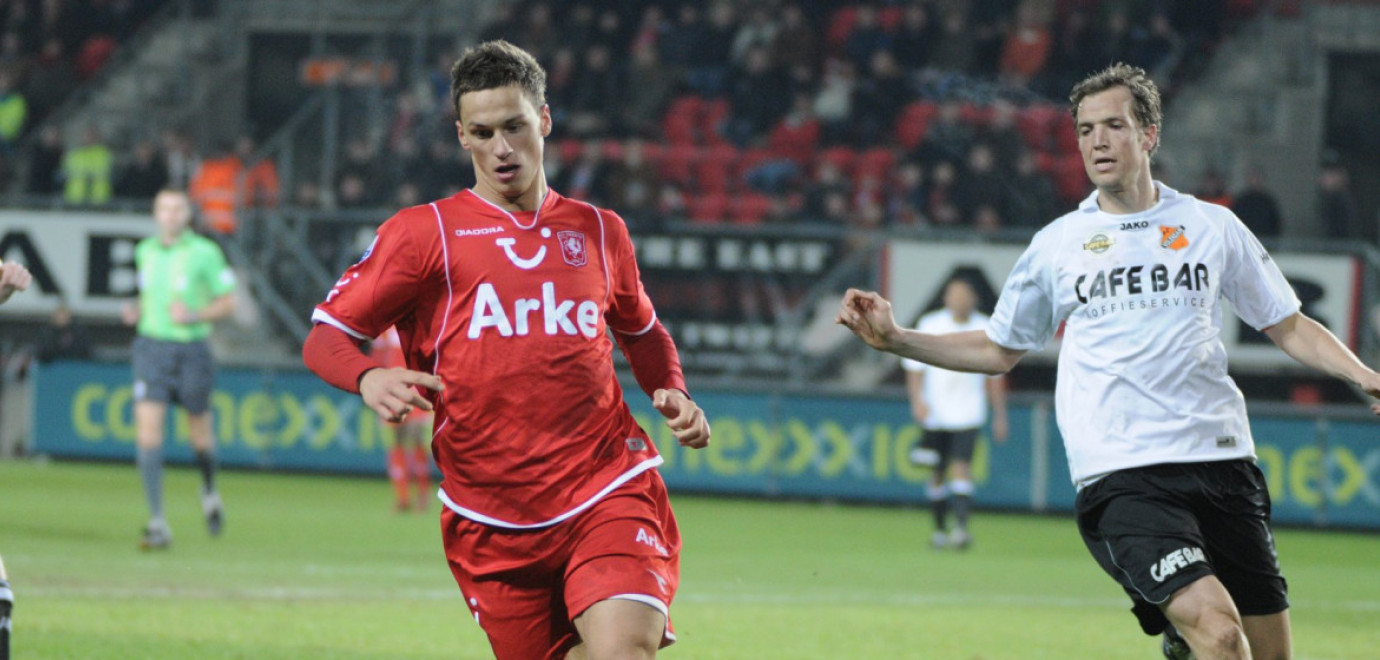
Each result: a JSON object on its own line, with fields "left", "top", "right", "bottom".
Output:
{"left": 302, "top": 40, "right": 711, "bottom": 660}
{"left": 372, "top": 326, "right": 433, "bottom": 512}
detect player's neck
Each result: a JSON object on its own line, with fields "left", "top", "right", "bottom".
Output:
{"left": 472, "top": 176, "right": 548, "bottom": 213}
{"left": 1096, "top": 174, "right": 1158, "bottom": 215}
{"left": 159, "top": 229, "right": 184, "bottom": 246}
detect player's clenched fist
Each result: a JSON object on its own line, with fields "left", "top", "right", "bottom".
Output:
{"left": 835, "top": 288, "right": 901, "bottom": 351}
{"left": 0, "top": 260, "right": 33, "bottom": 304}
{"left": 653, "top": 388, "right": 710, "bottom": 449}
{"left": 360, "top": 367, "right": 445, "bottom": 423}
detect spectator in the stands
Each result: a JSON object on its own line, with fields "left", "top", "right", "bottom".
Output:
{"left": 732, "top": 6, "right": 777, "bottom": 66}
{"left": 893, "top": 3, "right": 936, "bottom": 70}
{"left": 605, "top": 139, "right": 662, "bottom": 230}
{"left": 1196, "top": 168, "right": 1233, "bottom": 208}
{"left": 623, "top": 44, "right": 674, "bottom": 138}
{"left": 336, "top": 136, "right": 382, "bottom": 201}
{"left": 1093, "top": 11, "right": 1134, "bottom": 66}
{"left": 844, "top": 5, "right": 891, "bottom": 71}
{"left": 419, "top": 140, "right": 471, "bottom": 200}
{"left": 661, "top": 4, "right": 707, "bottom": 88}
{"left": 292, "top": 180, "right": 323, "bottom": 209}
{"left": 975, "top": 100, "right": 1024, "bottom": 176}
{"left": 629, "top": 5, "right": 666, "bottom": 59}
{"left": 160, "top": 129, "right": 197, "bottom": 189}
{"left": 591, "top": 8, "right": 631, "bottom": 54}
{"left": 36, "top": 303, "right": 92, "bottom": 363}
{"left": 26, "top": 124, "right": 62, "bottom": 194}
{"left": 61, "top": 126, "right": 113, "bottom": 205}
{"left": 999, "top": 1, "right": 1053, "bottom": 86}
{"left": 569, "top": 45, "right": 620, "bottom": 136}
{"left": 189, "top": 140, "right": 241, "bottom": 232}
{"left": 115, "top": 140, "right": 168, "bottom": 199}
{"left": 0, "top": 70, "right": 25, "bottom": 150}
{"left": 726, "top": 45, "right": 790, "bottom": 147}
{"left": 336, "top": 172, "right": 369, "bottom": 209}
{"left": 805, "top": 161, "right": 853, "bottom": 220}
{"left": 394, "top": 181, "right": 421, "bottom": 209}
{"left": 236, "top": 135, "right": 280, "bottom": 208}
{"left": 1131, "top": 12, "right": 1184, "bottom": 79}
{"left": 545, "top": 47, "right": 578, "bottom": 123}
{"left": 813, "top": 57, "right": 856, "bottom": 145}
{"left": 1008, "top": 150, "right": 1059, "bottom": 228}
{"left": 563, "top": 4, "right": 599, "bottom": 55}
{"left": 1044, "top": 7, "right": 1096, "bottom": 96}
{"left": 518, "top": 2, "right": 556, "bottom": 63}
{"left": 1231, "top": 168, "right": 1283, "bottom": 239}
{"left": 972, "top": 203, "right": 1003, "bottom": 233}
{"left": 852, "top": 49, "right": 907, "bottom": 146}
{"left": 24, "top": 38, "right": 74, "bottom": 119}
{"left": 555, "top": 141, "right": 611, "bottom": 206}
{"left": 954, "top": 143, "right": 1008, "bottom": 227}
{"left": 771, "top": 4, "right": 816, "bottom": 72}
{"left": 917, "top": 100, "right": 975, "bottom": 167}
{"left": 926, "top": 160, "right": 962, "bottom": 227}
{"left": 1318, "top": 151, "right": 1365, "bottom": 242}
{"left": 886, "top": 160, "right": 929, "bottom": 227}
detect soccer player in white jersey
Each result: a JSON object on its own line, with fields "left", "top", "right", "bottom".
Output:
{"left": 903, "top": 277, "right": 1008, "bottom": 550}
{"left": 837, "top": 63, "right": 1380, "bottom": 660}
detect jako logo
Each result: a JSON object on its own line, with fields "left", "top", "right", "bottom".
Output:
{"left": 467, "top": 281, "right": 600, "bottom": 339}
{"left": 1149, "top": 546, "right": 1206, "bottom": 582}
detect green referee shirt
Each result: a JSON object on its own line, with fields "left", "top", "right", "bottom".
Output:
{"left": 135, "top": 231, "right": 236, "bottom": 342}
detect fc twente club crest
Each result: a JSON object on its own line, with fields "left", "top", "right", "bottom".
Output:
{"left": 558, "top": 230, "right": 588, "bottom": 267}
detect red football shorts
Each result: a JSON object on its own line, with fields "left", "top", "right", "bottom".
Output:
{"left": 440, "top": 469, "right": 681, "bottom": 660}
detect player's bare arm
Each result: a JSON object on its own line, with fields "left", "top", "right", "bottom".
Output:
{"left": 1263, "top": 311, "right": 1380, "bottom": 414}
{"left": 653, "top": 388, "right": 710, "bottom": 449}
{"left": 171, "top": 293, "right": 235, "bottom": 324}
{"left": 986, "top": 375, "right": 1010, "bottom": 442}
{"left": 0, "top": 261, "right": 33, "bottom": 304}
{"left": 904, "top": 370, "right": 929, "bottom": 425}
{"left": 359, "top": 367, "right": 445, "bottom": 424}
{"left": 835, "top": 288, "right": 1026, "bottom": 375}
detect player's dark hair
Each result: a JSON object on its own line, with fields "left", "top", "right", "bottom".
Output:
{"left": 1069, "top": 63, "right": 1162, "bottom": 155}
{"left": 449, "top": 40, "right": 547, "bottom": 119}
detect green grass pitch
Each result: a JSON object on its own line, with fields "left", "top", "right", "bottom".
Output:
{"left": 1, "top": 460, "right": 1377, "bottom": 659}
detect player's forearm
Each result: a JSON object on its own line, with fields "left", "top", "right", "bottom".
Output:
{"left": 303, "top": 323, "right": 379, "bottom": 394}
{"left": 196, "top": 294, "right": 236, "bottom": 322}
{"left": 986, "top": 376, "right": 1009, "bottom": 418}
{"left": 617, "top": 321, "right": 689, "bottom": 398}
{"left": 888, "top": 329, "right": 1024, "bottom": 376}
{"left": 1266, "top": 313, "right": 1377, "bottom": 386}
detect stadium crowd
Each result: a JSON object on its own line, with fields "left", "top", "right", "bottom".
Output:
{"left": 0, "top": 0, "right": 1340, "bottom": 241}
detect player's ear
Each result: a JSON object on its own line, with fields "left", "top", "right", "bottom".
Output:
{"left": 1142, "top": 123, "right": 1158, "bottom": 154}
{"left": 539, "top": 104, "right": 552, "bottom": 138}
{"left": 455, "top": 120, "right": 470, "bottom": 151}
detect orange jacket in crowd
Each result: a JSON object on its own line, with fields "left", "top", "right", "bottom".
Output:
{"left": 189, "top": 155, "right": 280, "bottom": 234}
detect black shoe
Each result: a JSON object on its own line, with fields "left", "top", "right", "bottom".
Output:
{"left": 1162, "top": 625, "right": 1194, "bottom": 660}
{"left": 1, "top": 577, "right": 11, "bottom": 660}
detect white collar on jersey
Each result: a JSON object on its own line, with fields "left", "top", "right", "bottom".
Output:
{"left": 1079, "top": 180, "right": 1178, "bottom": 213}
{"left": 465, "top": 188, "right": 550, "bottom": 230}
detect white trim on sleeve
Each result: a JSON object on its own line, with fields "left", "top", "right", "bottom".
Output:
{"left": 310, "top": 309, "right": 370, "bottom": 340}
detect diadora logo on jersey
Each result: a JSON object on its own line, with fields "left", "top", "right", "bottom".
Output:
{"left": 558, "top": 230, "right": 588, "bottom": 267}
{"left": 455, "top": 226, "right": 506, "bottom": 237}
{"left": 636, "top": 527, "right": 669, "bottom": 555}
{"left": 1159, "top": 225, "right": 1189, "bottom": 250}
{"left": 325, "top": 272, "right": 359, "bottom": 303}
{"left": 646, "top": 569, "right": 670, "bottom": 595}
{"left": 1083, "top": 233, "right": 1114, "bottom": 255}
{"left": 1149, "top": 546, "right": 1206, "bottom": 582}
{"left": 1119, "top": 220, "right": 1149, "bottom": 231}
{"left": 467, "top": 281, "right": 600, "bottom": 339}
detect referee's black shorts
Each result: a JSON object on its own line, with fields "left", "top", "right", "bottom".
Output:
{"left": 1075, "top": 459, "right": 1289, "bottom": 635}
{"left": 132, "top": 336, "right": 216, "bottom": 414}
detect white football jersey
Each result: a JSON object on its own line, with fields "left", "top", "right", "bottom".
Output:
{"left": 986, "top": 183, "right": 1300, "bottom": 487}
{"left": 904, "top": 309, "right": 992, "bottom": 430}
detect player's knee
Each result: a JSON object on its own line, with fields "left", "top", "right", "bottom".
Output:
{"left": 1193, "top": 614, "right": 1248, "bottom": 660}
{"left": 584, "top": 635, "right": 658, "bottom": 660}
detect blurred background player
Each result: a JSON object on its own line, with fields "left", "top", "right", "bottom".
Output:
{"left": 122, "top": 189, "right": 237, "bottom": 550}
{"left": 372, "top": 326, "right": 432, "bottom": 512}
{"left": 903, "top": 276, "right": 1007, "bottom": 550}
{"left": 303, "top": 40, "right": 710, "bottom": 660}
{"left": 0, "top": 259, "right": 30, "bottom": 660}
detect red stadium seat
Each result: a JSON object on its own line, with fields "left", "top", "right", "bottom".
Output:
{"left": 701, "top": 98, "right": 731, "bottom": 146}
{"left": 556, "top": 139, "right": 582, "bottom": 165}
{"left": 663, "top": 95, "right": 704, "bottom": 146}
{"left": 1052, "top": 113, "right": 1080, "bottom": 155}
{"left": 1054, "top": 153, "right": 1090, "bottom": 204}
{"left": 688, "top": 193, "right": 730, "bottom": 223}
{"left": 818, "top": 146, "right": 858, "bottom": 177}
{"left": 895, "top": 101, "right": 939, "bottom": 149}
{"left": 731, "top": 193, "right": 773, "bottom": 225}
{"left": 878, "top": 7, "right": 904, "bottom": 31}
{"left": 695, "top": 144, "right": 739, "bottom": 194}
{"left": 658, "top": 145, "right": 699, "bottom": 185}
{"left": 854, "top": 147, "right": 897, "bottom": 183}
{"left": 960, "top": 102, "right": 994, "bottom": 127}
{"left": 767, "top": 117, "right": 821, "bottom": 165}
{"left": 599, "top": 139, "right": 624, "bottom": 162}
{"left": 825, "top": 6, "right": 859, "bottom": 53}
{"left": 1017, "top": 104, "right": 1062, "bottom": 152}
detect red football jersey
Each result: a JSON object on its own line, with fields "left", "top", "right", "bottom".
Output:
{"left": 313, "top": 189, "right": 664, "bottom": 527}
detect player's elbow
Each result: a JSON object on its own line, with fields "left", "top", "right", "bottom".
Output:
{"left": 983, "top": 345, "right": 1025, "bottom": 376}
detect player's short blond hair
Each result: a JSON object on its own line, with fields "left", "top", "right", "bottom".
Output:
{"left": 1069, "top": 63, "right": 1162, "bottom": 155}
{"left": 449, "top": 40, "right": 547, "bottom": 119}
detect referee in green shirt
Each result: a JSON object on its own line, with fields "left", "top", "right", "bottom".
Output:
{"left": 122, "top": 189, "right": 236, "bottom": 550}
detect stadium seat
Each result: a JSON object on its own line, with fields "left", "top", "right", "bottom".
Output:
{"left": 731, "top": 193, "right": 773, "bottom": 225}
{"left": 818, "top": 146, "right": 858, "bottom": 177}
{"left": 1016, "top": 104, "right": 1061, "bottom": 152}
{"left": 895, "top": 101, "right": 939, "bottom": 149}
{"left": 767, "top": 117, "right": 820, "bottom": 165}
{"left": 658, "top": 144, "right": 699, "bottom": 185}
{"left": 825, "top": 6, "right": 859, "bottom": 53}
{"left": 557, "top": 139, "right": 583, "bottom": 165}
{"left": 854, "top": 147, "right": 897, "bottom": 183}
{"left": 599, "top": 139, "right": 624, "bottom": 162}
{"left": 1054, "top": 153, "right": 1090, "bottom": 203}
{"left": 701, "top": 98, "right": 731, "bottom": 146}
{"left": 960, "top": 102, "right": 994, "bottom": 127}
{"left": 1053, "top": 113, "right": 1080, "bottom": 155}
{"left": 663, "top": 95, "right": 704, "bottom": 146}
{"left": 688, "top": 193, "right": 730, "bottom": 223}
{"left": 695, "top": 144, "right": 739, "bottom": 194}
